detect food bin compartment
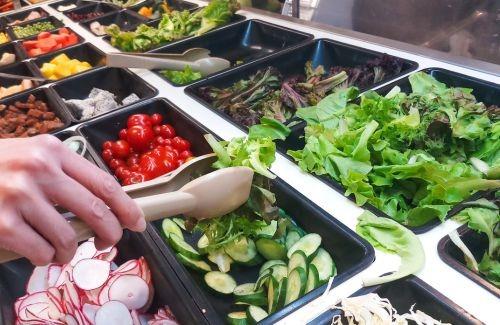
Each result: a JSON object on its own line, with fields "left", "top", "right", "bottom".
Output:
{"left": 309, "top": 276, "right": 480, "bottom": 325}
{"left": 305, "top": 67, "right": 499, "bottom": 234}
{"left": 8, "top": 16, "right": 64, "bottom": 40}
{"left": 148, "top": 176, "right": 375, "bottom": 324}
{"left": 0, "top": 87, "right": 72, "bottom": 136}
{"left": 76, "top": 97, "right": 214, "bottom": 174}
{"left": 64, "top": 3, "right": 120, "bottom": 22}
{"left": 103, "top": 13, "right": 246, "bottom": 52}
{"left": 438, "top": 191, "right": 499, "bottom": 298}
{"left": 1, "top": 8, "right": 48, "bottom": 26}
{"left": 53, "top": 129, "right": 97, "bottom": 163}
{"left": 19, "top": 27, "right": 84, "bottom": 58}
{"left": 0, "top": 61, "right": 43, "bottom": 100}
{"left": 130, "top": 0, "right": 198, "bottom": 15}
{"left": 33, "top": 43, "right": 106, "bottom": 81}
{"left": 50, "top": 0, "right": 105, "bottom": 12}
{"left": 0, "top": 41, "right": 27, "bottom": 66}
{"left": 185, "top": 38, "right": 416, "bottom": 130}
{"left": 151, "top": 19, "right": 312, "bottom": 86}
{"left": 50, "top": 67, "right": 158, "bottom": 122}
{"left": 0, "top": 230, "right": 208, "bottom": 325}
{"left": 81, "top": 10, "right": 149, "bottom": 35}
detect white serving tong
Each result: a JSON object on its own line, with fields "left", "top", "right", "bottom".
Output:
{"left": 106, "top": 48, "right": 231, "bottom": 76}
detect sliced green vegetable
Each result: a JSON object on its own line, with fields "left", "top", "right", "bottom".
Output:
{"left": 204, "top": 271, "right": 237, "bottom": 295}
{"left": 305, "top": 264, "right": 320, "bottom": 293}
{"left": 208, "top": 250, "right": 233, "bottom": 273}
{"left": 267, "top": 277, "right": 278, "bottom": 314}
{"left": 284, "top": 267, "right": 307, "bottom": 305}
{"left": 256, "top": 238, "right": 287, "bottom": 260}
{"left": 177, "top": 253, "right": 211, "bottom": 273}
{"left": 233, "top": 283, "right": 267, "bottom": 306}
{"left": 310, "top": 248, "right": 335, "bottom": 282}
{"left": 288, "top": 250, "right": 308, "bottom": 275}
{"left": 259, "top": 260, "right": 286, "bottom": 275}
{"left": 225, "top": 237, "right": 261, "bottom": 265}
{"left": 168, "top": 234, "right": 201, "bottom": 260}
{"left": 227, "top": 311, "right": 248, "bottom": 325}
{"left": 285, "top": 231, "right": 302, "bottom": 251}
{"left": 162, "top": 219, "right": 183, "bottom": 239}
{"left": 270, "top": 264, "right": 288, "bottom": 283}
{"left": 246, "top": 305, "right": 268, "bottom": 324}
{"left": 172, "top": 217, "right": 186, "bottom": 230}
{"left": 256, "top": 220, "right": 278, "bottom": 238}
{"left": 287, "top": 233, "right": 322, "bottom": 258}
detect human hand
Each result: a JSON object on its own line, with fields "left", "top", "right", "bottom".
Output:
{"left": 0, "top": 135, "right": 145, "bottom": 266}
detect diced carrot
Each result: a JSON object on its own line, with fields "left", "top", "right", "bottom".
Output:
{"left": 28, "top": 48, "right": 43, "bottom": 57}
{"left": 52, "top": 34, "right": 67, "bottom": 44}
{"left": 66, "top": 33, "right": 78, "bottom": 45}
{"left": 58, "top": 27, "right": 70, "bottom": 35}
{"left": 23, "top": 40, "right": 38, "bottom": 50}
{"left": 37, "top": 32, "right": 51, "bottom": 40}
{"left": 38, "top": 37, "right": 57, "bottom": 52}
{"left": 53, "top": 43, "right": 63, "bottom": 50}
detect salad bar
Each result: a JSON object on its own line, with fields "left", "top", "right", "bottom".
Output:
{"left": 0, "top": 0, "right": 498, "bottom": 324}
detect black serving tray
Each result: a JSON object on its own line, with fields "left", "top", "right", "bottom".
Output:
{"left": 0, "top": 87, "right": 72, "bottom": 135}
{"left": 309, "top": 275, "right": 481, "bottom": 325}
{"left": 53, "top": 129, "right": 97, "bottom": 163}
{"left": 0, "top": 230, "right": 208, "bottom": 325}
{"left": 50, "top": 67, "right": 158, "bottom": 123}
{"left": 18, "top": 27, "right": 84, "bottom": 58}
{"left": 8, "top": 16, "right": 64, "bottom": 40}
{"left": 81, "top": 9, "right": 148, "bottom": 35}
{"left": 185, "top": 38, "right": 417, "bottom": 130}
{"left": 0, "top": 61, "right": 43, "bottom": 100}
{"left": 129, "top": 0, "right": 198, "bottom": 14}
{"left": 76, "top": 97, "right": 214, "bottom": 175}
{"left": 49, "top": 0, "right": 108, "bottom": 12}
{"left": 64, "top": 2, "right": 120, "bottom": 22}
{"left": 152, "top": 19, "right": 312, "bottom": 86}
{"left": 0, "top": 41, "right": 27, "bottom": 66}
{"left": 438, "top": 191, "right": 499, "bottom": 298}
{"left": 148, "top": 176, "right": 375, "bottom": 324}
{"left": 103, "top": 13, "right": 247, "bottom": 52}
{"left": 32, "top": 43, "right": 106, "bottom": 82}
{"left": 1, "top": 7, "right": 48, "bottom": 26}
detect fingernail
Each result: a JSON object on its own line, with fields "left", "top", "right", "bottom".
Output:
{"left": 133, "top": 217, "right": 147, "bottom": 232}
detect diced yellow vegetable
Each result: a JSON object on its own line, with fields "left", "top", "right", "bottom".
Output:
{"left": 40, "top": 53, "right": 94, "bottom": 80}
{"left": 51, "top": 53, "right": 70, "bottom": 65}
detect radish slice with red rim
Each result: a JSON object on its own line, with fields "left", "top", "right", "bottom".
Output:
{"left": 83, "top": 303, "right": 100, "bottom": 323}
{"left": 70, "top": 242, "right": 97, "bottom": 266}
{"left": 47, "top": 265, "right": 62, "bottom": 288}
{"left": 95, "top": 301, "right": 133, "bottom": 325}
{"left": 73, "top": 259, "right": 111, "bottom": 290}
{"left": 108, "top": 275, "right": 149, "bottom": 310}
{"left": 26, "top": 265, "right": 49, "bottom": 294}
{"left": 64, "top": 314, "right": 78, "bottom": 325}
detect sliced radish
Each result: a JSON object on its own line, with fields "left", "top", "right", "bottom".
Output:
{"left": 113, "top": 260, "right": 140, "bottom": 275}
{"left": 62, "top": 280, "right": 81, "bottom": 309}
{"left": 131, "top": 310, "right": 140, "bottom": 325}
{"left": 94, "top": 301, "right": 133, "bottom": 325}
{"left": 73, "top": 259, "right": 111, "bottom": 290}
{"left": 96, "top": 247, "right": 118, "bottom": 262}
{"left": 83, "top": 303, "right": 100, "bottom": 323}
{"left": 47, "top": 265, "right": 62, "bottom": 287}
{"left": 26, "top": 265, "right": 49, "bottom": 294}
{"left": 55, "top": 264, "right": 73, "bottom": 287}
{"left": 84, "top": 287, "right": 101, "bottom": 305}
{"left": 70, "top": 242, "right": 97, "bottom": 266}
{"left": 64, "top": 314, "right": 78, "bottom": 325}
{"left": 108, "top": 275, "right": 149, "bottom": 310}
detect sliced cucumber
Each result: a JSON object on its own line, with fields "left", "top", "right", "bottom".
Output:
{"left": 197, "top": 234, "right": 209, "bottom": 254}
{"left": 168, "top": 234, "right": 201, "bottom": 260}
{"left": 305, "top": 264, "right": 320, "bottom": 293}
{"left": 259, "top": 260, "right": 286, "bottom": 275}
{"left": 310, "top": 248, "right": 336, "bottom": 282}
{"left": 246, "top": 306, "right": 268, "bottom": 324}
{"left": 227, "top": 311, "right": 248, "bottom": 325}
{"left": 287, "top": 233, "right": 321, "bottom": 259}
{"left": 172, "top": 217, "right": 186, "bottom": 230}
{"left": 267, "top": 277, "right": 278, "bottom": 314}
{"left": 233, "top": 283, "right": 267, "bottom": 306}
{"left": 254, "top": 269, "right": 272, "bottom": 291}
{"left": 275, "top": 278, "right": 287, "bottom": 309}
{"left": 225, "top": 237, "right": 261, "bottom": 266}
{"left": 270, "top": 264, "right": 288, "bottom": 283}
{"left": 162, "top": 219, "right": 183, "bottom": 239}
{"left": 204, "top": 271, "right": 237, "bottom": 295}
{"left": 285, "top": 230, "right": 301, "bottom": 251}
{"left": 177, "top": 253, "right": 211, "bottom": 273}
{"left": 256, "top": 238, "right": 287, "bottom": 260}
{"left": 284, "top": 267, "right": 307, "bottom": 305}
{"left": 256, "top": 220, "right": 277, "bottom": 238}
{"left": 208, "top": 250, "right": 233, "bottom": 273}
{"left": 288, "top": 250, "right": 307, "bottom": 275}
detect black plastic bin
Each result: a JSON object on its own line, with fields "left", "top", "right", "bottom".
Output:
{"left": 129, "top": 0, "right": 198, "bottom": 14}
{"left": 309, "top": 275, "right": 481, "bottom": 325}
{"left": 18, "top": 27, "right": 85, "bottom": 58}
{"left": 50, "top": 0, "right": 106, "bottom": 11}
{"left": 1, "top": 8, "right": 48, "bottom": 26}
{"left": 64, "top": 3, "right": 120, "bottom": 22}
{"left": 438, "top": 191, "right": 499, "bottom": 298}
{"left": 53, "top": 129, "right": 98, "bottom": 164}
{"left": 0, "top": 41, "right": 27, "bottom": 66}
{"left": 32, "top": 43, "right": 106, "bottom": 82}
{"left": 0, "top": 230, "right": 208, "bottom": 324}
{"left": 50, "top": 67, "right": 158, "bottom": 122}
{"left": 148, "top": 176, "right": 375, "bottom": 324}
{"left": 8, "top": 16, "right": 64, "bottom": 40}
{"left": 0, "top": 61, "right": 43, "bottom": 101}
{"left": 151, "top": 19, "right": 312, "bottom": 86}
{"left": 0, "top": 87, "right": 72, "bottom": 135}
{"left": 81, "top": 9, "right": 149, "bottom": 35}
{"left": 76, "top": 97, "right": 214, "bottom": 175}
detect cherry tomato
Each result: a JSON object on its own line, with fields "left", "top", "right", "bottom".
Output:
{"left": 161, "top": 159, "right": 175, "bottom": 173}
{"left": 175, "top": 159, "right": 184, "bottom": 168}
{"left": 163, "top": 138, "right": 172, "bottom": 146}
{"left": 127, "top": 155, "right": 139, "bottom": 167}
{"left": 179, "top": 150, "right": 193, "bottom": 160}
{"left": 109, "top": 159, "right": 126, "bottom": 171}
{"left": 155, "top": 136, "right": 166, "bottom": 146}
{"left": 127, "top": 125, "right": 154, "bottom": 152}
{"left": 102, "top": 149, "right": 113, "bottom": 162}
{"left": 127, "top": 114, "right": 152, "bottom": 128}
{"left": 111, "top": 140, "right": 131, "bottom": 159}
{"left": 164, "top": 150, "right": 177, "bottom": 162}
{"left": 150, "top": 113, "right": 163, "bottom": 126}
{"left": 127, "top": 172, "right": 148, "bottom": 184}
{"left": 153, "top": 125, "right": 161, "bottom": 135}
{"left": 115, "top": 166, "right": 131, "bottom": 180}
{"left": 119, "top": 128, "right": 128, "bottom": 140}
{"left": 172, "top": 136, "right": 190, "bottom": 151}
{"left": 139, "top": 155, "right": 167, "bottom": 178}
{"left": 130, "top": 164, "right": 140, "bottom": 172}
{"left": 159, "top": 124, "right": 176, "bottom": 139}
{"left": 151, "top": 147, "right": 166, "bottom": 159}
{"left": 102, "top": 141, "right": 113, "bottom": 150}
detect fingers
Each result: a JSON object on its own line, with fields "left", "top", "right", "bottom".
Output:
{"left": 43, "top": 174, "right": 124, "bottom": 250}
{"left": 21, "top": 195, "right": 77, "bottom": 264}
{"left": 0, "top": 212, "right": 55, "bottom": 266}
{"left": 59, "top": 147, "right": 145, "bottom": 232}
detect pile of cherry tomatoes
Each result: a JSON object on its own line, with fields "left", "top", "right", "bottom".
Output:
{"left": 101, "top": 113, "right": 193, "bottom": 185}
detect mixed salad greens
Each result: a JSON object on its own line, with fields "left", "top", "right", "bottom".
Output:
{"left": 288, "top": 72, "right": 500, "bottom": 226}
{"left": 160, "top": 120, "right": 337, "bottom": 323}
{"left": 160, "top": 65, "right": 202, "bottom": 85}
{"left": 107, "top": 0, "right": 239, "bottom": 52}
{"left": 196, "top": 55, "right": 404, "bottom": 127}
{"left": 450, "top": 194, "right": 499, "bottom": 287}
